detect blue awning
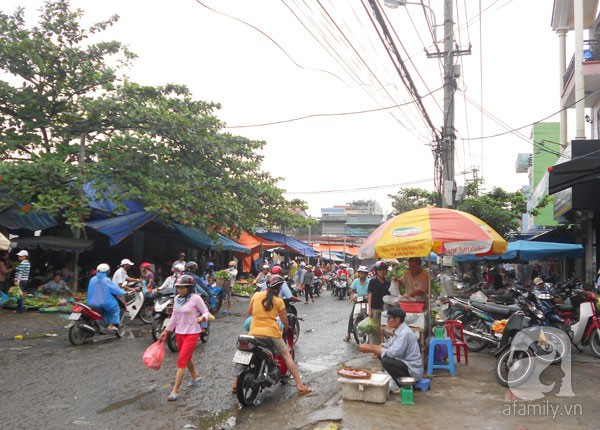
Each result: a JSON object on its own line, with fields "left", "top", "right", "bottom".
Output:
{"left": 255, "top": 232, "right": 316, "bottom": 257}
{"left": 174, "top": 224, "right": 250, "bottom": 253}
{"left": 455, "top": 240, "right": 584, "bottom": 262}
{"left": 83, "top": 182, "right": 145, "bottom": 216}
{"left": 86, "top": 211, "right": 157, "bottom": 246}
{"left": 0, "top": 207, "right": 57, "bottom": 232}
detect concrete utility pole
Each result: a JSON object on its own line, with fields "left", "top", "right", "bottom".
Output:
{"left": 427, "top": 0, "right": 470, "bottom": 208}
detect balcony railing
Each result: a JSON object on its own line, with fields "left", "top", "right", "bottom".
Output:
{"left": 563, "top": 39, "right": 600, "bottom": 89}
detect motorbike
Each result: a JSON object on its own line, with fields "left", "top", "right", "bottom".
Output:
{"left": 554, "top": 287, "right": 600, "bottom": 358}
{"left": 67, "top": 301, "right": 127, "bottom": 346}
{"left": 312, "top": 278, "right": 322, "bottom": 297}
{"left": 151, "top": 283, "right": 178, "bottom": 352}
{"left": 122, "top": 281, "right": 154, "bottom": 324}
{"left": 326, "top": 273, "right": 336, "bottom": 293}
{"left": 207, "top": 283, "right": 225, "bottom": 314}
{"left": 350, "top": 295, "right": 369, "bottom": 344}
{"left": 334, "top": 275, "right": 348, "bottom": 300}
{"left": 233, "top": 324, "right": 296, "bottom": 406}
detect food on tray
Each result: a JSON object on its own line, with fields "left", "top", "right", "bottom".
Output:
{"left": 337, "top": 367, "right": 372, "bottom": 379}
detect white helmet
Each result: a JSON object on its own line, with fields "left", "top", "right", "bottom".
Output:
{"left": 97, "top": 263, "right": 110, "bottom": 273}
{"left": 173, "top": 262, "right": 186, "bottom": 272}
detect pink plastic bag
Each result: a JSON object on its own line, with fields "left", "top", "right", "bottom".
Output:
{"left": 143, "top": 340, "right": 165, "bottom": 370}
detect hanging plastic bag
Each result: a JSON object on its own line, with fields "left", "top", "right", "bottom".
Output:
{"left": 357, "top": 317, "right": 378, "bottom": 334}
{"left": 143, "top": 340, "right": 166, "bottom": 370}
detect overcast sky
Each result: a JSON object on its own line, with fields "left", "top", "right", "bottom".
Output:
{"left": 3, "top": 0, "right": 582, "bottom": 217}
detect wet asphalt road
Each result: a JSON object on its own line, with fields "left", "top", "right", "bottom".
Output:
{"left": 0, "top": 290, "right": 358, "bottom": 429}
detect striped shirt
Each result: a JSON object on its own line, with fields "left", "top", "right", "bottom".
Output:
{"left": 16, "top": 260, "right": 30, "bottom": 281}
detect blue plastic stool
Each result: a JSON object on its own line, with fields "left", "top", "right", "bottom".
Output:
{"left": 414, "top": 378, "right": 430, "bottom": 392}
{"left": 426, "top": 337, "right": 456, "bottom": 376}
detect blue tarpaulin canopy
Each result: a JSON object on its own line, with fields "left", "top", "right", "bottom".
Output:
{"left": 83, "top": 182, "right": 145, "bottom": 217}
{"left": 0, "top": 207, "right": 57, "bottom": 232}
{"left": 86, "top": 211, "right": 157, "bottom": 246}
{"left": 455, "top": 240, "right": 584, "bottom": 262}
{"left": 174, "top": 224, "right": 250, "bottom": 253}
{"left": 255, "top": 232, "right": 316, "bottom": 257}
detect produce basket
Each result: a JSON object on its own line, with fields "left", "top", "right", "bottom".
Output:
{"left": 337, "top": 367, "right": 372, "bottom": 380}
{"left": 398, "top": 301, "right": 425, "bottom": 313}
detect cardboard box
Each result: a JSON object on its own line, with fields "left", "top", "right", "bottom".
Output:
{"left": 338, "top": 372, "right": 391, "bottom": 404}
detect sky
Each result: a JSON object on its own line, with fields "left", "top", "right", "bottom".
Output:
{"left": 2, "top": 0, "right": 581, "bottom": 217}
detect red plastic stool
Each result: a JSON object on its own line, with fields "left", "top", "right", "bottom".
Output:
{"left": 443, "top": 320, "right": 468, "bottom": 365}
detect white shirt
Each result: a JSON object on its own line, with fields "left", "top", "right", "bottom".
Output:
{"left": 112, "top": 267, "right": 128, "bottom": 286}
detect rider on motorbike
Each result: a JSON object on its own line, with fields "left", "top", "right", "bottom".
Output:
{"left": 344, "top": 265, "right": 370, "bottom": 342}
{"left": 253, "top": 264, "right": 271, "bottom": 290}
{"left": 258, "top": 266, "right": 300, "bottom": 302}
{"left": 184, "top": 261, "right": 212, "bottom": 298}
{"left": 158, "top": 263, "right": 186, "bottom": 292}
{"left": 112, "top": 258, "right": 141, "bottom": 292}
{"left": 87, "top": 263, "right": 125, "bottom": 331}
{"left": 248, "top": 275, "right": 311, "bottom": 395}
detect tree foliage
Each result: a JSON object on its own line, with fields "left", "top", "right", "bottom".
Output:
{"left": 0, "top": 1, "right": 308, "bottom": 234}
{"left": 388, "top": 184, "right": 536, "bottom": 238}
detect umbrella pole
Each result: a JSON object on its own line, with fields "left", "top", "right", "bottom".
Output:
{"left": 428, "top": 256, "right": 432, "bottom": 336}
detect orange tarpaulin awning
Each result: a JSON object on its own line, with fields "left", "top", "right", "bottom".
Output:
{"left": 234, "top": 231, "right": 281, "bottom": 273}
{"left": 312, "top": 243, "right": 359, "bottom": 256}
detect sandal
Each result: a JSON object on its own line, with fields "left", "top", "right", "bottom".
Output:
{"left": 188, "top": 376, "right": 201, "bottom": 387}
{"left": 297, "top": 386, "right": 312, "bottom": 395}
{"left": 167, "top": 393, "right": 178, "bottom": 401}
{"left": 343, "top": 335, "right": 350, "bottom": 342}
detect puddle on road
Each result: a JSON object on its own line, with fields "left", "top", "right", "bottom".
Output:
{"left": 97, "top": 390, "right": 154, "bottom": 414}
{"left": 128, "top": 328, "right": 151, "bottom": 338}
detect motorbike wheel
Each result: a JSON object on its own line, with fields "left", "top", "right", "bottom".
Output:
{"left": 212, "top": 296, "right": 223, "bottom": 313}
{"left": 139, "top": 304, "right": 154, "bottom": 325}
{"left": 292, "top": 319, "right": 301, "bottom": 344}
{"left": 533, "top": 330, "right": 566, "bottom": 365}
{"left": 200, "top": 324, "right": 210, "bottom": 344}
{"left": 463, "top": 319, "right": 490, "bottom": 352}
{"left": 237, "top": 367, "right": 260, "bottom": 407}
{"left": 151, "top": 317, "right": 164, "bottom": 341}
{"left": 589, "top": 329, "right": 600, "bottom": 358}
{"left": 116, "top": 306, "right": 127, "bottom": 338}
{"left": 68, "top": 321, "right": 90, "bottom": 346}
{"left": 352, "top": 315, "right": 369, "bottom": 344}
{"left": 167, "top": 331, "right": 178, "bottom": 352}
{"left": 495, "top": 348, "right": 535, "bottom": 387}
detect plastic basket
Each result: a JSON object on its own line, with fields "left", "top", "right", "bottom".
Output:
{"left": 398, "top": 302, "right": 425, "bottom": 313}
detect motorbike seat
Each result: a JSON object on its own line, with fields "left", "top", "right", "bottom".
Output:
{"left": 254, "top": 336, "right": 275, "bottom": 349}
{"left": 90, "top": 305, "right": 105, "bottom": 315}
{"left": 470, "top": 301, "right": 519, "bottom": 316}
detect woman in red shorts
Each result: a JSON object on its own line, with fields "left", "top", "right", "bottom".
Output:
{"left": 160, "top": 274, "right": 209, "bottom": 401}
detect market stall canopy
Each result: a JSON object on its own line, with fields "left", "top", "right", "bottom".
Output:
{"left": 255, "top": 232, "right": 316, "bottom": 257}
{"left": 454, "top": 240, "right": 584, "bottom": 262}
{"left": 548, "top": 155, "right": 600, "bottom": 195}
{"left": 0, "top": 207, "right": 57, "bottom": 232}
{"left": 320, "top": 251, "right": 344, "bottom": 262}
{"left": 359, "top": 207, "right": 507, "bottom": 259}
{"left": 236, "top": 231, "right": 281, "bottom": 252}
{"left": 10, "top": 236, "right": 94, "bottom": 252}
{"left": 312, "top": 243, "right": 359, "bottom": 256}
{"left": 83, "top": 182, "right": 145, "bottom": 216}
{"left": 174, "top": 224, "right": 250, "bottom": 253}
{"left": 86, "top": 211, "right": 157, "bottom": 246}
{"left": 0, "top": 233, "right": 9, "bottom": 251}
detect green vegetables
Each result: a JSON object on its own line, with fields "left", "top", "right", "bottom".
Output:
{"left": 232, "top": 283, "right": 255, "bottom": 297}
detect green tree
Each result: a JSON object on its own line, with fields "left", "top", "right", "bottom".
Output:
{"left": 0, "top": 1, "right": 307, "bottom": 233}
{"left": 387, "top": 187, "right": 438, "bottom": 215}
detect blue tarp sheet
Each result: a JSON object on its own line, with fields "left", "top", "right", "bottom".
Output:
{"left": 0, "top": 207, "right": 57, "bottom": 232}
{"left": 454, "top": 240, "right": 584, "bottom": 261}
{"left": 256, "top": 232, "right": 316, "bottom": 257}
{"left": 86, "top": 211, "right": 157, "bottom": 246}
{"left": 174, "top": 224, "right": 250, "bottom": 253}
{"left": 83, "top": 182, "right": 145, "bottom": 216}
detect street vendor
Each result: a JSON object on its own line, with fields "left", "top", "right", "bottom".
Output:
{"left": 358, "top": 306, "right": 423, "bottom": 390}
{"left": 41, "top": 272, "right": 71, "bottom": 296}
{"left": 396, "top": 257, "right": 428, "bottom": 302}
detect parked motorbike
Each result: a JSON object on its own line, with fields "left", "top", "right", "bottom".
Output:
{"left": 67, "top": 301, "right": 126, "bottom": 346}
{"left": 233, "top": 325, "right": 296, "bottom": 406}
{"left": 122, "top": 281, "right": 154, "bottom": 324}
{"left": 207, "top": 283, "right": 225, "bottom": 314}
{"left": 555, "top": 287, "right": 600, "bottom": 357}
{"left": 351, "top": 295, "right": 369, "bottom": 344}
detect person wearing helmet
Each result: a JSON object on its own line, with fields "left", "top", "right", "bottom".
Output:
{"left": 203, "top": 261, "right": 216, "bottom": 279}
{"left": 160, "top": 275, "right": 210, "bottom": 401}
{"left": 368, "top": 260, "right": 390, "bottom": 343}
{"left": 396, "top": 257, "right": 429, "bottom": 303}
{"left": 271, "top": 265, "right": 282, "bottom": 275}
{"left": 253, "top": 264, "right": 271, "bottom": 290}
{"left": 258, "top": 267, "right": 298, "bottom": 302}
{"left": 140, "top": 262, "right": 155, "bottom": 293}
{"left": 294, "top": 263, "right": 307, "bottom": 291}
{"left": 158, "top": 261, "right": 186, "bottom": 292}
{"left": 184, "top": 261, "right": 211, "bottom": 299}
{"left": 222, "top": 260, "right": 238, "bottom": 315}
{"left": 171, "top": 252, "right": 186, "bottom": 271}
{"left": 344, "top": 266, "right": 371, "bottom": 342}
{"left": 336, "top": 263, "right": 349, "bottom": 279}
{"left": 112, "top": 258, "right": 140, "bottom": 291}
{"left": 87, "top": 263, "right": 126, "bottom": 331}
{"left": 247, "top": 274, "right": 311, "bottom": 395}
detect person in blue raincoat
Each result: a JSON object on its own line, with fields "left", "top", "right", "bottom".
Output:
{"left": 87, "top": 263, "right": 125, "bottom": 331}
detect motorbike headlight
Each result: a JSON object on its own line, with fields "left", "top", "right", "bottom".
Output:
{"left": 527, "top": 302, "right": 544, "bottom": 319}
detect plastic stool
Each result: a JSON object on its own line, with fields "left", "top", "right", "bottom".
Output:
{"left": 426, "top": 337, "right": 456, "bottom": 376}
{"left": 414, "top": 378, "right": 430, "bottom": 392}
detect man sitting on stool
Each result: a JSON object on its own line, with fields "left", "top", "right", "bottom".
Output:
{"left": 358, "top": 307, "right": 423, "bottom": 391}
